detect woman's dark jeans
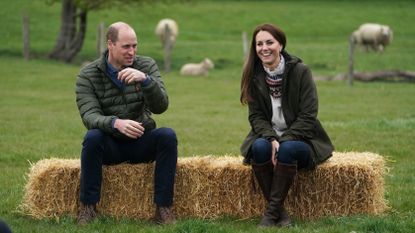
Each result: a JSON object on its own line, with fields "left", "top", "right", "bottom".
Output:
{"left": 251, "top": 138, "right": 311, "bottom": 169}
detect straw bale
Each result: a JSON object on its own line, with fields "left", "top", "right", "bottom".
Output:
{"left": 19, "top": 159, "right": 80, "bottom": 219}
{"left": 19, "top": 152, "right": 387, "bottom": 220}
{"left": 285, "top": 151, "right": 388, "bottom": 219}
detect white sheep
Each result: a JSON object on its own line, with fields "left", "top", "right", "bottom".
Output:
{"left": 155, "top": 18, "right": 178, "bottom": 48}
{"left": 180, "top": 58, "right": 214, "bottom": 76}
{"left": 351, "top": 23, "right": 393, "bottom": 52}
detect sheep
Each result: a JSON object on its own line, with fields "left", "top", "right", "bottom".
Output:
{"left": 155, "top": 18, "right": 178, "bottom": 48}
{"left": 351, "top": 23, "right": 393, "bottom": 52}
{"left": 180, "top": 58, "right": 215, "bottom": 76}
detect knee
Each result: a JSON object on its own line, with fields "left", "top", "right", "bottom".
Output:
{"left": 158, "top": 128, "right": 177, "bottom": 144}
{"left": 251, "top": 138, "right": 271, "bottom": 164}
{"left": 277, "top": 141, "right": 310, "bottom": 165}
{"left": 156, "top": 128, "right": 178, "bottom": 161}
{"left": 278, "top": 141, "right": 295, "bottom": 155}
{"left": 278, "top": 141, "right": 309, "bottom": 156}
{"left": 83, "top": 129, "right": 106, "bottom": 147}
{"left": 277, "top": 141, "right": 298, "bottom": 161}
{"left": 251, "top": 138, "right": 270, "bottom": 154}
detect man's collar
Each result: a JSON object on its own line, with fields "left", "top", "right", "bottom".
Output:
{"left": 106, "top": 58, "right": 119, "bottom": 76}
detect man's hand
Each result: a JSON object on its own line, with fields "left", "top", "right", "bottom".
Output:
{"left": 114, "top": 119, "right": 145, "bottom": 139}
{"left": 118, "top": 68, "right": 147, "bottom": 84}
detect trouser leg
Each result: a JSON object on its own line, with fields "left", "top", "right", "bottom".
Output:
{"left": 151, "top": 128, "right": 178, "bottom": 207}
{"left": 80, "top": 129, "right": 126, "bottom": 205}
{"left": 277, "top": 140, "right": 312, "bottom": 169}
{"left": 124, "top": 127, "right": 178, "bottom": 207}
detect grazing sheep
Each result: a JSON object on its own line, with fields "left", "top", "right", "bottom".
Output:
{"left": 180, "top": 58, "right": 214, "bottom": 76}
{"left": 351, "top": 23, "right": 393, "bottom": 52}
{"left": 155, "top": 18, "right": 178, "bottom": 48}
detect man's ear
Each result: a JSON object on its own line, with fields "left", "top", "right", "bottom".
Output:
{"left": 107, "top": 40, "right": 114, "bottom": 50}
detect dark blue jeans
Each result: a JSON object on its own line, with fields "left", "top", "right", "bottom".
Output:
{"left": 251, "top": 138, "right": 311, "bottom": 169}
{"left": 0, "top": 219, "right": 12, "bottom": 233}
{"left": 80, "top": 127, "right": 178, "bottom": 207}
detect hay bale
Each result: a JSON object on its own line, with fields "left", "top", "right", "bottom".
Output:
{"left": 174, "top": 156, "right": 262, "bottom": 219}
{"left": 286, "top": 152, "right": 388, "bottom": 219}
{"left": 19, "top": 152, "right": 388, "bottom": 220}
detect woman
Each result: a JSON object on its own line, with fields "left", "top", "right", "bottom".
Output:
{"left": 240, "top": 23, "right": 334, "bottom": 227}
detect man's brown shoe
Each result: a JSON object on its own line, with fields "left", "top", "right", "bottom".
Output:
{"left": 154, "top": 206, "right": 176, "bottom": 224}
{"left": 77, "top": 204, "right": 97, "bottom": 225}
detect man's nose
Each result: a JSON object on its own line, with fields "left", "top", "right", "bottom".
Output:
{"left": 128, "top": 47, "right": 135, "bottom": 54}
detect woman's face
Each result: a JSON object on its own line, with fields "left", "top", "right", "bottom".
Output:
{"left": 255, "top": 30, "right": 283, "bottom": 69}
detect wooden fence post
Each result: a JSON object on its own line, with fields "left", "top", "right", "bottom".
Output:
{"left": 242, "top": 31, "right": 248, "bottom": 61}
{"left": 22, "top": 13, "right": 30, "bottom": 60}
{"left": 97, "top": 22, "right": 106, "bottom": 58}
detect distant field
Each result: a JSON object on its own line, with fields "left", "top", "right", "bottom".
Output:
{"left": 0, "top": 1, "right": 414, "bottom": 232}
{"left": 2, "top": 0, "right": 415, "bottom": 74}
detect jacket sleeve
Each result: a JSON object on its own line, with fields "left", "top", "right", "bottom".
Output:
{"left": 280, "top": 65, "right": 318, "bottom": 142}
{"left": 76, "top": 75, "right": 116, "bottom": 133}
{"left": 140, "top": 58, "right": 169, "bottom": 114}
{"left": 248, "top": 94, "right": 279, "bottom": 141}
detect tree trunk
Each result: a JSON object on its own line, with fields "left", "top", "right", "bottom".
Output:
{"left": 49, "top": 0, "right": 87, "bottom": 63}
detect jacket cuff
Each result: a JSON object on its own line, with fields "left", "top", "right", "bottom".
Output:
{"left": 141, "top": 74, "right": 153, "bottom": 87}
{"left": 110, "top": 117, "right": 119, "bottom": 132}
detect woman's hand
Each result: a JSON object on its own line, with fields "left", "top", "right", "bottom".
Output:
{"left": 271, "top": 139, "right": 280, "bottom": 166}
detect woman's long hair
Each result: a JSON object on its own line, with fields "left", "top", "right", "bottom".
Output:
{"left": 240, "top": 23, "right": 286, "bottom": 104}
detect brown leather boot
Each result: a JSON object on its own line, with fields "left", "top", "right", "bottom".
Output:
{"left": 77, "top": 203, "right": 97, "bottom": 225}
{"left": 258, "top": 162, "right": 297, "bottom": 227}
{"left": 154, "top": 206, "right": 177, "bottom": 224}
{"left": 252, "top": 160, "right": 274, "bottom": 202}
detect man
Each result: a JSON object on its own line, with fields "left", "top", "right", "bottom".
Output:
{"left": 75, "top": 22, "right": 177, "bottom": 225}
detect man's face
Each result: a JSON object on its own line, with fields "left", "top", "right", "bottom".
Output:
{"left": 108, "top": 27, "right": 137, "bottom": 69}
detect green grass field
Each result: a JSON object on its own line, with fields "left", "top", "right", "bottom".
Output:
{"left": 1, "top": 0, "right": 415, "bottom": 232}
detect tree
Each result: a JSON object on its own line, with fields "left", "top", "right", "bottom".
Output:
{"left": 48, "top": 0, "right": 92, "bottom": 62}
{"left": 48, "top": 0, "right": 169, "bottom": 63}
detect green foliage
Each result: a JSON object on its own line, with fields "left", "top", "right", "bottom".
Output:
{"left": 0, "top": 0, "right": 414, "bottom": 232}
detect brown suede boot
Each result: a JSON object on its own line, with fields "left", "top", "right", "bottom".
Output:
{"left": 258, "top": 162, "right": 297, "bottom": 228}
{"left": 252, "top": 160, "right": 274, "bottom": 202}
{"left": 154, "top": 206, "right": 177, "bottom": 224}
{"left": 77, "top": 203, "right": 97, "bottom": 225}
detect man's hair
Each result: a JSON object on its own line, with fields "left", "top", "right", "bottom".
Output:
{"left": 106, "top": 26, "right": 119, "bottom": 43}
